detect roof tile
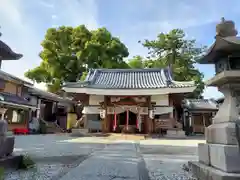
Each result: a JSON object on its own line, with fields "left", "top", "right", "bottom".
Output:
{"left": 183, "top": 99, "right": 218, "bottom": 110}
{"left": 64, "top": 68, "right": 195, "bottom": 89}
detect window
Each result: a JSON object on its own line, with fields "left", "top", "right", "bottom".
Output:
{"left": 0, "top": 79, "right": 5, "bottom": 89}
{"left": 17, "top": 86, "right": 22, "bottom": 96}
{"left": 12, "top": 111, "right": 18, "bottom": 123}
{"left": 10, "top": 110, "right": 25, "bottom": 123}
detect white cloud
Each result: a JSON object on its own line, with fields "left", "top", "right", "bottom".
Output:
{"left": 51, "top": 0, "right": 98, "bottom": 30}
{"left": 116, "top": 0, "right": 240, "bottom": 99}
{"left": 38, "top": 0, "right": 55, "bottom": 9}
{"left": 0, "top": 0, "right": 98, "bottom": 90}
{"left": 202, "top": 87, "right": 223, "bottom": 100}
{"left": 51, "top": 15, "right": 57, "bottom": 19}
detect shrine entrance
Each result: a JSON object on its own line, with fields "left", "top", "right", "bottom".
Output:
{"left": 119, "top": 111, "right": 137, "bottom": 126}
{"left": 110, "top": 105, "right": 143, "bottom": 133}
{"left": 106, "top": 96, "right": 150, "bottom": 133}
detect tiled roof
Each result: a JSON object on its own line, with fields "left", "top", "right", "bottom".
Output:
{"left": 27, "top": 86, "right": 73, "bottom": 103}
{"left": 0, "top": 40, "right": 23, "bottom": 60}
{"left": 64, "top": 68, "right": 195, "bottom": 89}
{"left": 0, "top": 70, "right": 33, "bottom": 86}
{"left": 0, "top": 92, "right": 34, "bottom": 106}
{"left": 182, "top": 99, "right": 218, "bottom": 111}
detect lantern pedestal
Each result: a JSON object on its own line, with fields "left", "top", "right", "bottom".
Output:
{"left": 189, "top": 73, "right": 240, "bottom": 179}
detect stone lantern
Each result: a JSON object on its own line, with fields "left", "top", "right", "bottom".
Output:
{"left": 189, "top": 18, "right": 240, "bottom": 179}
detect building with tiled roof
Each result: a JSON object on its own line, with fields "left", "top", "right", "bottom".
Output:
{"left": 63, "top": 68, "right": 196, "bottom": 134}
{"left": 63, "top": 68, "right": 195, "bottom": 95}
{"left": 182, "top": 99, "right": 219, "bottom": 112}
{"left": 181, "top": 99, "right": 219, "bottom": 136}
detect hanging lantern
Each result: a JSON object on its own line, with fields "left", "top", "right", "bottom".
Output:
{"left": 100, "top": 109, "right": 106, "bottom": 119}
{"left": 149, "top": 109, "right": 154, "bottom": 119}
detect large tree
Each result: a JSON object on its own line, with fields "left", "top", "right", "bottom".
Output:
{"left": 127, "top": 55, "right": 145, "bottom": 68}
{"left": 25, "top": 25, "right": 129, "bottom": 92}
{"left": 140, "top": 29, "right": 206, "bottom": 98}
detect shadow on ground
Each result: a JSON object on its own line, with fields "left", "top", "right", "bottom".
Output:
{"left": 140, "top": 144, "right": 198, "bottom": 155}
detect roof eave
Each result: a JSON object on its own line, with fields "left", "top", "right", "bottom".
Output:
{"left": 200, "top": 36, "right": 240, "bottom": 64}
{"left": 0, "top": 40, "right": 23, "bottom": 60}
{"left": 62, "top": 86, "right": 196, "bottom": 95}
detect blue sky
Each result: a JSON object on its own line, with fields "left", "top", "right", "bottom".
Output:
{"left": 0, "top": 0, "right": 239, "bottom": 99}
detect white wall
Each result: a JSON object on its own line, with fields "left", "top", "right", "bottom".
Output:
{"left": 89, "top": 95, "right": 169, "bottom": 106}
{"left": 83, "top": 106, "right": 100, "bottom": 114}
{"left": 151, "top": 94, "right": 169, "bottom": 106}
{"left": 30, "top": 95, "right": 38, "bottom": 106}
{"left": 89, "top": 95, "right": 104, "bottom": 105}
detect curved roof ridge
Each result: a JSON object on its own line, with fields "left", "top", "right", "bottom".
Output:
{"left": 63, "top": 67, "right": 196, "bottom": 89}
{"left": 91, "top": 68, "right": 169, "bottom": 72}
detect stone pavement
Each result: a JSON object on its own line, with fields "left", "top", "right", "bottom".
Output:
{"left": 4, "top": 134, "right": 203, "bottom": 179}
{"left": 59, "top": 142, "right": 147, "bottom": 180}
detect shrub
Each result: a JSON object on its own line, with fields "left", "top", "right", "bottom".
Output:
{"left": 18, "top": 155, "right": 35, "bottom": 169}
{"left": 0, "top": 167, "right": 4, "bottom": 180}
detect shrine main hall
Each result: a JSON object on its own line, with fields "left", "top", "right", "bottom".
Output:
{"left": 63, "top": 68, "right": 196, "bottom": 134}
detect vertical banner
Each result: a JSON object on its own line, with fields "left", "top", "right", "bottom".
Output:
{"left": 113, "top": 107, "right": 117, "bottom": 131}
{"left": 136, "top": 107, "right": 139, "bottom": 130}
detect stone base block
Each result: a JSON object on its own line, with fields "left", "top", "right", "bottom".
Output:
{"left": 206, "top": 122, "right": 239, "bottom": 145}
{"left": 71, "top": 128, "right": 89, "bottom": 137}
{"left": 209, "top": 144, "right": 240, "bottom": 173}
{"left": 0, "top": 155, "right": 23, "bottom": 169}
{"left": 198, "top": 143, "right": 210, "bottom": 165}
{"left": 166, "top": 130, "right": 186, "bottom": 137}
{"left": 189, "top": 161, "right": 240, "bottom": 180}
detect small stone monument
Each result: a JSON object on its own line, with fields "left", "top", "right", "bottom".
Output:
{"left": 0, "top": 119, "right": 15, "bottom": 157}
{"left": 0, "top": 116, "right": 19, "bottom": 170}
{"left": 189, "top": 18, "right": 240, "bottom": 179}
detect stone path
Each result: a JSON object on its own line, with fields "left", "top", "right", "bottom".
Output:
{"left": 59, "top": 142, "right": 147, "bottom": 180}
{"left": 3, "top": 135, "right": 202, "bottom": 180}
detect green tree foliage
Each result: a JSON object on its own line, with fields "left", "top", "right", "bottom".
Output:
{"left": 25, "top": 26, "right": 205, "bottom": 98}
{"left": 128, "top": 55, "right": 144, "bottom": 68}
{"left": 25, "top": 25, "right": 129, "bottom": 92}
{"left": 140, "top": 29, "right": 206, "bottom": 98}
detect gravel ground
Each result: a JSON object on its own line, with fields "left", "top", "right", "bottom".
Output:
{"left": 2, "top": 135, "right": 201, "bottom": 180}
{"left": 143, "top": 154, "right": 197, "bottom": 180}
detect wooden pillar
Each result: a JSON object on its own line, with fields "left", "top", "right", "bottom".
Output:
{"left": 147, "top": 96, "right": 153, "bottom": 134}
{"left": 102, "top": 96, "right": 109, "bottom": 133}
{"left": 126, "top": 109, "right": 129, "bottom": 130}
{"left": 189, "top": 112, "right": 193, "bottom": 134}
{"left": 203, "top": 113, "right": 206, "bottom": 127}
{"left": 202, "top": 113, "right": 206, "bottom": 134}
{"left": 36, "top": 98, "right": 41, "bottom": 119}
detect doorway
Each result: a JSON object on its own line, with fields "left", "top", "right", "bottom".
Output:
{"left": 119, "top": 111, "right": 137, "bottom": 125}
